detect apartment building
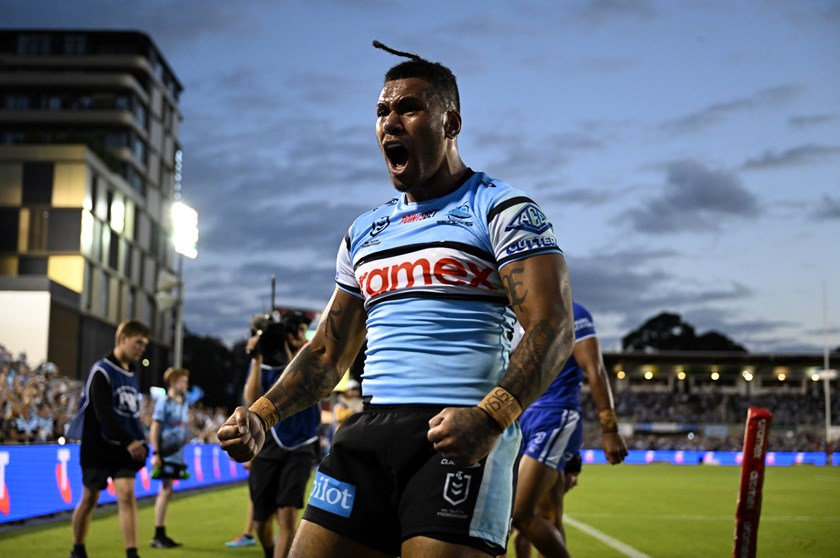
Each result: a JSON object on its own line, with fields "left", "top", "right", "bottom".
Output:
{"left": 0, "top": 29, "right": 184, "bottom": 385}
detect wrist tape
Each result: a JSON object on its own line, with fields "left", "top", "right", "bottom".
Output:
{"left": 599, "top": 409, "right": 619, "bottom": 433}
{"left": 249, "top": 396, "right": 279, "bottom": 430}
{"left": 477, "top": 386, "right": 522, "bottom": 432}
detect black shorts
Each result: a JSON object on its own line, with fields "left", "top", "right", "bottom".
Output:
{"left": 302, "top": 405, "right": 520, "bottom": 556}
{"left": 249, "top": 441, "right": 318, "bottom": 521}
{"left": 81, "top": 466, "right": 137, "bottom": 492}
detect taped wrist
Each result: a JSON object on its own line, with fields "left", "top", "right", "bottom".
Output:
{"left": 599, "top": 409, "right": 619, "bottom": 433}
{"left": 249, "top": 396, "right": 279, "bottom": 430}
{"left": 476, "top": 386, "right": 522, "bottom": 432}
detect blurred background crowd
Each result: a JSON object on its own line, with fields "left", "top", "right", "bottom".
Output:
{"left": 2, "top": 340, "right": 834, "bottom": 453}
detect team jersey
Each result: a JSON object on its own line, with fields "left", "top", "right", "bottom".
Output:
{"left": 152, "top": 394, "right": 190, "bottom": 463}
{"left": 528, "top": 302, "right": 597, "bottom": 410}
{"left": 258, "top": 363, "right": 320, "bottom": 454}
{"left": 335, "top": 169, "right": 563, "bottom": 405}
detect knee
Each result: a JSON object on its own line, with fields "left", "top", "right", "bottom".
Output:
{"left": 511, "top": 509, "right": 536, "bottom": 533}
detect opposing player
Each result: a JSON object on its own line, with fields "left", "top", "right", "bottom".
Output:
{"left": 218, "top": 41, "right": 575, "bottom": 558}
{"left": 149, "top": 367, "right": 191, "bottom": 548}
{"left": 67, "top": 319, "right": 149, "bottom": 558}
{"left": 243, "top": 310, "right": 320, "bottom": 558}
{"left": 511, "top": 302, "right": 627, "bottom": 557}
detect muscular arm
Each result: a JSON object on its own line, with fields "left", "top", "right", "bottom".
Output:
{"left": 500, "top": 253, "right": 574, "bottom": 408}
{"left": 575, "top": 336, "right": 627, "bottom": 464}
{"left": 219, "top": 288, "right": 367, "bottom": 461}
{"left": 427, "top": 253, "right": 574, "bottom": 465}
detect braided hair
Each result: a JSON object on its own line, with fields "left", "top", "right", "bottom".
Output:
{"left": 372, "top": 40, "right": 460, "bottom": 113}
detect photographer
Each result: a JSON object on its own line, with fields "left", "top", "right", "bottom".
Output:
{"left": 243, "top": 311, "right": 320, "bottom": 558}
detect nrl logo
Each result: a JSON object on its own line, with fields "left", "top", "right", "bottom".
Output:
{"left": 505, "top": 203, "right": 551, "bottom": 234}
{"left": 443, "top": 471, "right": 471, "bottom": 506}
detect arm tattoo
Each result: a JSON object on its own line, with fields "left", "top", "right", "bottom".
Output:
{"left": 503, "top": 266, "right": 528, "bottom": 312}
{"left": 325, "top": 302, "right": 342, "bottom": 341}
{"left": 274, "top": 345, "right": 338, "bottom": 420}
{"left": 500, "top": 319, "right": 563, "bottom": 406}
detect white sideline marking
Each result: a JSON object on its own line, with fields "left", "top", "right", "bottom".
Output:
{"left": 571, "top": 512, "right": 840, "bottom": 522}
{"left": 565, "top": 515, "right": 651, "bottom": 558}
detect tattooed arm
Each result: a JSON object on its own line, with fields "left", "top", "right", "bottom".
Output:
{"left": 427, "top": 253, "right": 573, "bottom": 465}
{"left": 219, "top": 288, "right": 367, "bottom": 462}
{"left": 498, "top": 252, "right": 574, "bottom": 408}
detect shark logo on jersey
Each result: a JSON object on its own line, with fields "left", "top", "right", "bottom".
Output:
{"left": 439, "top": 203, "right": 473, "bottom": 227}
{"left": 505, "top": 203, "right": 551, "bottom": 234}
{"left": 370, "top": 216, "right": 390, "bottom": 237}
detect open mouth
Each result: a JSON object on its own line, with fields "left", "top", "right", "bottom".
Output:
{"left": 383, "top": 141, "right": 409, "bottom": 172}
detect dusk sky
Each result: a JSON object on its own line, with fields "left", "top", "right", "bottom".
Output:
{"left": 4, "top": 0, "right": 839, "bottom": 353}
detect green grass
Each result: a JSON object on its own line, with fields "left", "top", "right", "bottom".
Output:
{"left": 1, "top": 465, "right": 838, "bottom": 557}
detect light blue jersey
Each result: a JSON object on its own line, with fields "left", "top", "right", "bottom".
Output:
{"left": 152, "top": 394, "right": 190, "bottom": 464}
{"left": 335, "top": 170, "right": 563, "bottom": 405}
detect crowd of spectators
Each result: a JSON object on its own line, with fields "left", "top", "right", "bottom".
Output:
{"left": 1, "top": 343, "right": 229, "bottom": 446}
{"left": 3, "top": 342, "right": 836, "bottom": 452}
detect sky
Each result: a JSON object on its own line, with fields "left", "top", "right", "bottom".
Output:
{"left": 4, "top": 0, "right": 839, "bottom": 353}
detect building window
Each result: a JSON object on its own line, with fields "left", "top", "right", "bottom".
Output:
{"left": 22, "top": 162, "right": 54, "bottom": 204}
{"left": 100, "top": 269, "right": 110, "bottom": 315}
{"left": 109, "top": 230, "right": 119, "bottom": 270}
{"left": 19, "top": 257, "right": 48, "bottom": 275}
{"left": 63, "top": 34, "right": 87, "bottom": 55}
{"left": 0, "top": 209, "right": 19, "bottom": 251}
{"left": 47, "top": 209, "right": 82, "bottom": 252}
{"left": 4, "top": 95, "right": 30, "bottom": 109}
{"left": 17, "top": 34, "right": 52, "bottom": 55}
{"left": 28, "top": 209, "right": 49, "bottom": 252}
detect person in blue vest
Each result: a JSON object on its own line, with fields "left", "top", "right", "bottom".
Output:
{"left": 149, "top": 366, "right": 191, "bottom": 548}
{"left": 67, "top": 319, "right": 149, "bottom": 558}
{"left": 243, "top": 310, "right": 319, "bottom": 558}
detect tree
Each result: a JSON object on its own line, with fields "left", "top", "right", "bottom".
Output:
{"left": 181, "top": 329, "right": 238, "bottom": 409}
{"left": 622, "top": 312, "right": 746, "bottom": 352}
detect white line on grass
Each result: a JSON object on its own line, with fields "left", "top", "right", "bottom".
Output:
{"left": 570, "top": 512, "right": 840, "bottom": 522}
{"left": 565, "top": 515, "right": 652, "bottom": 558}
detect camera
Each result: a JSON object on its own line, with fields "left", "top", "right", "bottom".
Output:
{"left": 249, "top": 310, "right": 312, "bottom": 366}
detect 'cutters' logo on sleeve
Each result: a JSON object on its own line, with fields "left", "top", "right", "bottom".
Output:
{"left": 505, "top": 203, "right": 551, "bottom": 234}
{"left": 308, "top": 472, "right": 356, "bottom": 517}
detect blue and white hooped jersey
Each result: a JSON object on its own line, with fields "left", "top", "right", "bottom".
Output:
{"left": 335, "top": 170, "right": 564, "bottom": 405}
{"left": 528, "top": 302, "right": 597, "bottom": 411}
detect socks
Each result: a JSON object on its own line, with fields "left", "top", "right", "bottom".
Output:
{"left": 155, "top": 526, "right": 166, "bottom": 539}
{"left": 126, "top": 548, "right": 139, "bottom": 558}
{"left": 72, "top": 544, "right": 88, "bottom": 558}
{"left": 264, "top": 546, "right": 274, "bottom": 558}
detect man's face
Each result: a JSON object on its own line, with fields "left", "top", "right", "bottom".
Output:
{"left": 286, "top": 323, "right": 309, "bottom": 353}
{"left": 119, "top": 334, "right": 149, "bottom": 362}
{"left": 376, "top": 77, "right": 449, "bottom": 194}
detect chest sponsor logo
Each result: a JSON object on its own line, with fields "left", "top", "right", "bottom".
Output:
{"left": 308, "top": 472, "right": 356, "bottom": 518}
{"left": 401, "top": 210, "right": 437, "bottom": 223}
{"left": 370, "top": 216, "right": 390, "bottom": 237}
{"left": 505, "top": 203, "right": 551, "bottom": 234}
{"left": 358, "top": 257, "right": 496, "bottom": 297}
{"left": 443, "top": 470, "right": 472, "bottom": 506}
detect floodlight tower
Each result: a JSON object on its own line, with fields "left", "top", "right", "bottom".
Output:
{"left": 170, "top": 200, "right": 199, "bottom": 368}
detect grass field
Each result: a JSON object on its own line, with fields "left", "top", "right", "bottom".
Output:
{"left": 1, "top": 464, "right": 838, "bottom": 557}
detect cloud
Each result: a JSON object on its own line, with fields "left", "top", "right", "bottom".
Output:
{"left": 788, "top": 113, "right": 838, "bottom": 128}
{"left": 576, "top": 0, "right": 656, "bottom": 25}
{"left": 626, "top": 160, "right": 760, "bottom": 233}
{"left": 742, "top": 144, "right": 840, "bottom": 169}
{"left": 661, "top": 84, "right": 804, "bottom": 135}
{"left": 814, "top": 195, "right": 840, "bottom": 220}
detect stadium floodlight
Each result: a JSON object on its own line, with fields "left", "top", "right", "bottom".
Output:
{"left": 167, "top": 200, "right": 199, "bottom": 368}
{"left": 818, "top": 369, "right": 838, "bottom": 380}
